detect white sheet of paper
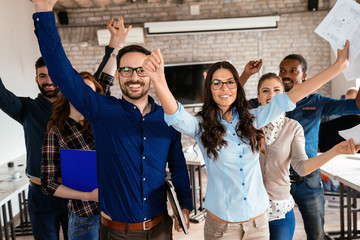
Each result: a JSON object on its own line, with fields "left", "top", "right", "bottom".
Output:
{"left": 338, "top": 124, "right": 360, "bottom": 145}
{"left": 315, "top": 0, "right": 360, "bottom": 80}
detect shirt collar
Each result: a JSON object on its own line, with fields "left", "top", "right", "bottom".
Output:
{"left": 37, "top": 93, "right": 55, "bottom": 104}
{"left": 121, "top": 95, "right": 156, "bottom": 113}
{"left": 218, "top": 107, "right": 238, "bottom": 123}
{"left": 270, "top": 113, "right": 285, "bottom": 126}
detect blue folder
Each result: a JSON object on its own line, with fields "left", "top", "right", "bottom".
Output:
{"left": 60, "top": 149, "right": 98, "bottom": 192}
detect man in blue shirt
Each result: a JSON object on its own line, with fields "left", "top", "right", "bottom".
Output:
{"left": 0, "top": 57, "right": 70, "bottom": 239}
{"left": 1, "top": 19, "right": 121, "bottom": 240}
{"left": 279, "top": 54, "right": 360, "bottom": 240}
{"left": 246, "top": 54, "right": 360, "bottom": 240}
{"left": 32, "top": 1, "right": 192, "bottom": 239}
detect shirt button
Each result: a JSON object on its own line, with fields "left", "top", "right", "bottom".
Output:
{"left": 36, "top": 18, "right": 39, "bottom": 21}
{"left": 144, "top": 137, "right": 146, "bottom": 140}
{"left": 143, "top": 156, "right": 145, "bottom": 159}
{"left": 144, "top": 198, "right": 147, "bottom": 201}
{"left": 240, "top": 168, "right": 243, "bottom": 171}
{"left": 143, "top": 178, "right": 146, "bottom": 181}
{"left": 239, "top": 155, "right": 242, "bottom": 158}
{"left": 237, "top": 143, "right": 240, "bottom": 146}
{"left": 143, "top": 118, "right": 145, "bottom": 121}
{"left": 133, "top": 106, "right": 137, "bottom": 109}
{"left": 242, "top": 183, "right": 245, "bottom": 186}
{"left": 233, "top": 133, "right": 236, "bottom": 136}
{"left": 244, "top": 197, "right": 247, "bottom": 200}
{"left": 144, "top": 218, "right": 147, "bottom": 221}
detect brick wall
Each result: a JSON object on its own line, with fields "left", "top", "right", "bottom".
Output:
{"left": 57, "top": 0, "right": 333, "bottom": 147}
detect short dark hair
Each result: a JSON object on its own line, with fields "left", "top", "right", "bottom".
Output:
{"left": 35, "top": 57, "right": 46, "bottom": 71}
{"left": 281, "top": 54, "right": 308, "bottom": 73}
{"left": 116, "top": 45, "right": 151, "bottom": 69}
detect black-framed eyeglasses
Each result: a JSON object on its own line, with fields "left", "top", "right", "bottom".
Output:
{"left": 211, "top": 79, "right": 237, "bottom": 90}
{"left": 118, "top": 67, "right": 147, "bottom": 78}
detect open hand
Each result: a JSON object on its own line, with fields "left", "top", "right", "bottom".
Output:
{"left": 335, "top": 138, "right": 360, "bottom": 155}
{"left": 33, "top": 0, "right": 57, "bottom": 12}
{"left": 335, "top": 40, "right": 350, "bottom": 71}
{"left": 142, "top": 48, "right": 165, "bottom": 83}
{"left": 108, "top": 17, "right": 132, "bottom": 49}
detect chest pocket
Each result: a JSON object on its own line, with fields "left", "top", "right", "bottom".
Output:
{"left": 302, "top": 107, "right": 316, "bottom": 119}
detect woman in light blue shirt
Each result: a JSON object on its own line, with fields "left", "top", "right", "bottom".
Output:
{"left": 142, "top": 43, "right": 349, "bottom": 239}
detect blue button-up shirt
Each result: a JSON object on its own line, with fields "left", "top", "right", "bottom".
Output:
{"left": 0, "top": 85, "right": 53, "bottom": 178}
{"left": 165, "top": 93, "right": 295, "bottom": 222}
{"left": 286, "top": 93, "right": 360, "bottom": 159}
{"left": 33, "top": 11, "right": 192, "bottom": 222}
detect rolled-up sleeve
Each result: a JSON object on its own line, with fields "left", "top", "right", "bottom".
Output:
{"left": 250, "top": 93, "right": 296, "bottom": 128}
{"left": 290, "top": 123, "right": 308, "bottom": 176}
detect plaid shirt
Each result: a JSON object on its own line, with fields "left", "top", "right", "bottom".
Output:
{"left": 41, "top": 72, "right": 114, "bottom": 217}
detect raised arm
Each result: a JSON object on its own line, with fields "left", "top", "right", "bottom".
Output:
{"left": 33, "top": 0, "right": 104, "bottom": 122}
{"left": 101, "top": 17, "right": 131, "bottom": 76}
{"left": 303, "top": 139, "right": 360, "bottom": 175}
{"left": 98, "top": 17, "right": 131, "bottom": 95}
{"left": 239, "top": 59, "right": 263, "bottom": 86}
{"left": 0, "top": 78, "right": 23, "bottom": 123}
{"left": 33, "top": 0, "right": 56, "bottom": 12}
{"left": 142, "top": 49, "right": 178, "bottom": 115}
{"left": 287, "top": 40, "right": 350, "bottom": 104}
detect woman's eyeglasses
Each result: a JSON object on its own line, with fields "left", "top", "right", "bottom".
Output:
{"left": 211, "top": 80, "right": 237, "bottom": 90}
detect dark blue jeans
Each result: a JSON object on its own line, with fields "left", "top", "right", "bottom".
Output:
{"left": 68, "top": 211, "right": 100, "bottom": 240}
{"left": 269, "top": 209, "right": 295, "bottom": 240}
{"left": 28, "top": 185, "right": 69, "bottom": 240}
{"left": 290, "top": 171, "right": 325, "bottom": 240}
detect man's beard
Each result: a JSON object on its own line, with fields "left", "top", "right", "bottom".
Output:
{"left": 282, "top": 78, "right": 293, "bottom": 92}
{"left": 120, "top": 81, "right": 150, "bottom": 100}
{"left": 38, "top": 83, "right": 60, "bottom": 98}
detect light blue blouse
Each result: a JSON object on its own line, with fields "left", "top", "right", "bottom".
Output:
{"left": 165, "top": 93, "right": 295, "bottom": 222}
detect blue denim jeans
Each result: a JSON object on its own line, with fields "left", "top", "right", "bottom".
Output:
{"left": 290, "top": 170, "right": 325, "bottom": 240}
{"left": 269, "top": 209, "right": 295, "bottom": 240}
{"left": 68, "top": 211, "right": 100, "bottom": 240}
{"left": 28, "top": 185, "right": 69, "bottom": 240}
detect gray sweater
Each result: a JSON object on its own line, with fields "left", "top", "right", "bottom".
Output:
{"left": 260, "top": 117, "right": 307, "bottom": 200}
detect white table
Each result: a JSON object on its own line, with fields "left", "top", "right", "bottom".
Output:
{"left": 321, "top": 154, "right": 360, "bottom": 239}
{"left": 0, "top": 156, "right": 31, "bottom": 240}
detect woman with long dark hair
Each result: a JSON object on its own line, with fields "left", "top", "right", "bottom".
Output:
{"left": 143, "top": 41, "right": 350, "bottom": 239}
{"left": 41, "top": 72, "right": 104, "bottom": 240}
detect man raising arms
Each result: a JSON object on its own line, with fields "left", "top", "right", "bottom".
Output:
{"left": 32, "top": 0, "right": 192, "bottom": 239}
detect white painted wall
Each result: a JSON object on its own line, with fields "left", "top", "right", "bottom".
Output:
{"left": 0, "top": 0, "right": 41, "bottom": 165}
